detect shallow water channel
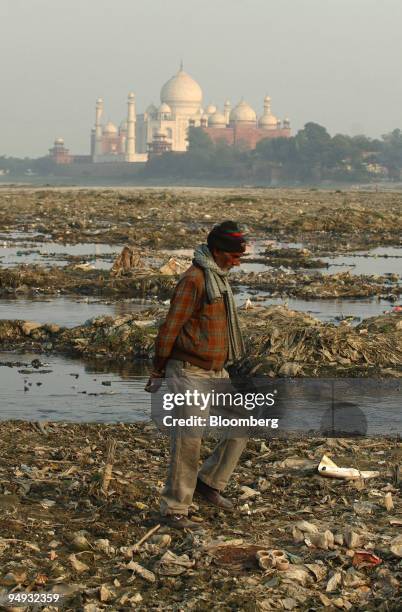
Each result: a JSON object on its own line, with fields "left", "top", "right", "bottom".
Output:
{"left": 0, "top": 297, "right": 153, "bottom": 327}
{"left": 1, "top": 352, "right": 401, "bottom": 433}
{"left": 0, "top": 240, "right": 123, "bottom": 269}
{"left": 0, "top": 352, "right": 150, "bottom": 422}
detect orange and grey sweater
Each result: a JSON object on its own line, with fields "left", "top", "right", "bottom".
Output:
{"left": 153, "top": 264, "right": 228, "bottom": 372}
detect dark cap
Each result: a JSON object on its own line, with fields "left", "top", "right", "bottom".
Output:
{"left": 207, "top": 221, "right": 247, "bottom": 253}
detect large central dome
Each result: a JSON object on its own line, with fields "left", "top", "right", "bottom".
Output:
{"left": 160, "top": 67, "right": 202, "bottom": 116}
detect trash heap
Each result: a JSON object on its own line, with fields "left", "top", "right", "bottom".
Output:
{"left": 0, "top": 421, "right": 401, "bottom": 610}
{"left": 1, "top": 306, "right": 401, "bottom": 378}
{"left": 0, "top": 310, "right": 163, "bottom": 361}
{"left": 235, "top": 269, "right": 401, "bottom": 300}
{"left": 241, "top": 306, "right": 402, "bottom": 377}
{"left": 0, "top": 265, "right": 177, "bottom": 299}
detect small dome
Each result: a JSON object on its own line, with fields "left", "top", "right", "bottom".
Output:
{"left": 104, "top": 121, "right": 118, "bottom": 134}
{"left": 205, "top": 104, "right": 217, "bottom": 115}
{"left": 54, "top": 137, "right": 64, "bottom": 145}
{"left": 158, "top": 102, "right": 172, "bottom": 114}
{"left": 146, "top": 103, "right": 157, "bottom": 114}
{"left": 259, "top": 113, "right": 278, "bottom": 129}
{"left": 160, "top": 67, "right": 202, "bottom": 114}
{"left": 229, "top": 100, "right": 257, "bottom": 123}
{"left": 209, "top": 112, "right": 226, "bottom": 127}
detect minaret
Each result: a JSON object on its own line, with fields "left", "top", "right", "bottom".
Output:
{"left": 224, "top": 99, "right": 231, "bottom": 125}
{"left": 94, "top": 97, "right": 103, "bottom": 161}
{"left": 126, "top": 92, "right": 136, "bottom": 162}
{"left": 263, "top": 96, "right": 271, "bottom": 116}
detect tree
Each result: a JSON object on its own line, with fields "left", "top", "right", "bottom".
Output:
{"left": 187, "top": 127, "right": 214, "bottom": 152}
{"left": 380, "top": 129, "right": 402, "bottom": 180}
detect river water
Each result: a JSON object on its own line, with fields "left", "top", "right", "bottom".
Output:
{"left": 0, "top": 236, "right": 400, "bottom": 423}
{"left": 0, "top": 352, "right": 150, "bottom": 422}
{"left": 1, "top": 352, "right": 400, "bottom": 433}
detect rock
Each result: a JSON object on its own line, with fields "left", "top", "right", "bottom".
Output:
{"left": 307, "top": 530, "right": 334, "bottom": 550}
{"left": 21, "top": 321, "right": 42, "bottom": 335}
{"left": 390, "top": 535, "right": 402, "bottom": 557}
{"left": 344, "top": 529, "right": 361, "bottom": 549}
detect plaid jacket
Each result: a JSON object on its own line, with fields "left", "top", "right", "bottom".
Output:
{"left": 153, "top": 264, "right": 228, "bottom": 372}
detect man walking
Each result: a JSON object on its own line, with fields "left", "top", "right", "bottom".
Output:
{"left": 146, "top": 221, "right": 248, "bottom": 529}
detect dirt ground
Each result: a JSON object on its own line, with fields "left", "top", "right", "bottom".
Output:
{"left": 0, "top": 422, "right": 402, "bottom": 611}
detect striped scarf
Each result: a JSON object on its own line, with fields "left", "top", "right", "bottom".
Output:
{"left": 193, "top": 244, "right": 245, "bottom": 365}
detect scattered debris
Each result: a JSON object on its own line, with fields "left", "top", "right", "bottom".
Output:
{"left": 352, "top": 550, "right": 382, "bottom": 568}
{"left": 110, "top": 246, "right": 144, "bottom": 276}
{"left": 318, "top": 454, "right": 380, "bottom": 480}
{"left": 159, "top": 257, "right": 188, "bottom": 276}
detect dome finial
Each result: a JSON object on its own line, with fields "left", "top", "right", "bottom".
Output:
{"left": 180, "top": 59, "right": 183, "bottom": 71}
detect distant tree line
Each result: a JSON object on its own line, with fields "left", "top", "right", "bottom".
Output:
{"left": 2, "top": 123, "right": 402, "bottom": 184}
{"left": 145, "top": 124, "right": 402, "bottom": 183}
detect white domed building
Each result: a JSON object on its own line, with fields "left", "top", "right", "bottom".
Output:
{"left": 90, "top": 64, "right": 206, "bottom": 162}
{"left": 53, "top": 65, "right": 290, "bottom": 165}
{"left": 201, "top": 95, "right": 290, "bottom": 149}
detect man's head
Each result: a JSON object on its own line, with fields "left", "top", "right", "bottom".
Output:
{"left": 207, "top": 221, "right": 247, "bottom": 270}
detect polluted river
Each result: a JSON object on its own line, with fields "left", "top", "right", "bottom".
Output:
{"left": 0, "top": 187, "right": 402, "bottom": 610}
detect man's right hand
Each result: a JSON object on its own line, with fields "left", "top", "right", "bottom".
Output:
{"left": 144, "top": 371, "right": 164, "bottom": 393}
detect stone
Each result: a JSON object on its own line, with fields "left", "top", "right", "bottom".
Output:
{"left": 390, "top": 535, "right": 402, "bottom": 557}
{"left": 344, "top": 529, "right": 361, "bottom": 549}
{"left": 307, "top": 530, "right": 334, "bottom": 550}
{"left": 21, "top": 321, "right": 42, "bottom": 335}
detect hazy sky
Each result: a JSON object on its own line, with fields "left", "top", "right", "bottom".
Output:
{"left": 1, "top": 0, "right": 402, "bottom": 157}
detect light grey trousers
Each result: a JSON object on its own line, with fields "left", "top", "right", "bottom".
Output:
{"left": 160, "top": 359, "right": 248, "bottom": 516}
